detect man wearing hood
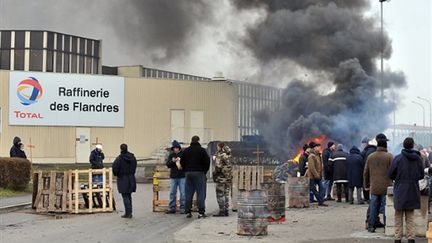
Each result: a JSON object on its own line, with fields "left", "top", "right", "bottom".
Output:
{"left": 388, "top": 137, "right": 424, "bottom": 243}
{"left": 112, "top": 144, "right": 137, "bottom": 219}
{"left": 10, "top": 136, "right": 27, "bottom": 158}
{"left": 180, "top": 136, "right": 210, "bottom": 218}
{"left": 212, "top": 142, "right": 232, "bottom": 217}
{"left": 346, "top": 146, "right": 365, "bottom": 204}
{"left": 165, "top": 140, "right": 185, "bottom": 214}
{"left": 90, "top": 144, "right": 105, "bottom": 185}
{"left": 329, "top": 144, "right": 349, "bottom": 202}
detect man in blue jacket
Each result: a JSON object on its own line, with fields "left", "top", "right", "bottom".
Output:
{"left": 165, "top": 140, "right": 185, "bottom": 214}
{"left": 388, "top": 137, "right": 424, "bottom": 243}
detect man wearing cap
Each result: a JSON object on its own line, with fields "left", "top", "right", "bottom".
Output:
{"left": 322, "top": 141, "right": 336, "bottom": 201}
{"left": 165, "top": 140, "right": 185, "bottom": 214}
{"left": 306, "top": 142, "right": 328, "bottom": 206}
{"left": 90, "top": 144, "right": 105, "bottom": 185}
{"left": 364, "top": 133, "right": 392, "bottom": 233}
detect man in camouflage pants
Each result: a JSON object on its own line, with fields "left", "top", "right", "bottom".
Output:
{"left": 212, "top": 143, "right": 232, "bottom": 217}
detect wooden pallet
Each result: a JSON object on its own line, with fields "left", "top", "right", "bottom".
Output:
{"left": 32, "top": 171, "right": 68, "bottom": 213}
{"left": 231, "top": 165, "right": 264, "bottom": 211}
{"left": 152, "top": 166, "right": 197, "bottom": 212}
{"left": 68, "top": 168, "right": 114, "bottom": 214}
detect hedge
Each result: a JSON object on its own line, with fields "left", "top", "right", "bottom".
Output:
{"left": 0, "top": 157, "right": 32, "bottom": 190}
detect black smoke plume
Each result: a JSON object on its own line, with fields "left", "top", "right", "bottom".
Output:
{"left": 233, "top": 0, "right": 406, "bottom": 160}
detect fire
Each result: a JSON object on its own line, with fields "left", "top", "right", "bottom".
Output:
{"left": 292, "top": 135, "right": 327, "bottom": 162}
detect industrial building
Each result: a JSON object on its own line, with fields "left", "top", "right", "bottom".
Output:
{"left": 0, "top": 30, "right": 281, "bottom": 164}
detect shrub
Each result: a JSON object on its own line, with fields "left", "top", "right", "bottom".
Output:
{"left": 0, "top": 157, "right": 32, "bottom": 190}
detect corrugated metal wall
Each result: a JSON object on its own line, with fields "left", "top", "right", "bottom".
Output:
{"left": 0, "top": 70, "right": 236, "bottom": 163}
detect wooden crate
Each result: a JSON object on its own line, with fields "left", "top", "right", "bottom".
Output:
{"left": 152, "top": 166, "right": 197, "bottom": 212}
{"left": 231, "top": 165, "right": 264, "bottom": 211}
{"left": 68, "top": 168, "right": 114, "bottom": 214}
{"left": 32, "top": 171, "right": 68, "bottom": 213}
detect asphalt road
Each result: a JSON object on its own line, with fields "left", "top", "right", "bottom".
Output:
{"left": 0, "top": 183, "right": 219, "bottom": 243}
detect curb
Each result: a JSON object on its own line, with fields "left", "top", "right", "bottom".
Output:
{"left": 0, "top": 202, "right": 32, "bottom": 214}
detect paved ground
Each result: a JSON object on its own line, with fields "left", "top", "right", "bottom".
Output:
{"left": 1, "top": 183, "right": 429, "bottom": 243}
{"left": 173, "top": 200, "right": 428, "bottom": 243}
{"left": 0, "top": 183, "right": 218, "bottom": 243}
{"left": 0, "top": 194, "right": 32, "bottom": 207}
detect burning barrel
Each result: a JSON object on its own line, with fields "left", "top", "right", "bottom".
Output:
{"left": 237, "top": 189, "right": 269, "bottom": 236}
{"left": 261, "top": 182, "right": 286, "bottom": 223}
{"left": 287, "top": 176, "right": 310, "bottom": 208}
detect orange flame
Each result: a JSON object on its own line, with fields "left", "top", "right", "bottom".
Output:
{"left": 292, "top": 135, "right": 327, "bottom": 162}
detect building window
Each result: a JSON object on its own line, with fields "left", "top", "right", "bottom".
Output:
{"left": 71, "top": 54, "right": 77, "bottom": 73}
{"left": 63, "top": 53, "right": 70, "bottom": 72}
{"left": 93, "top": 58, "right": 98, "bottom": 74}
{"left": 46, "top": 50, "right": 54, "bottom": 72}
{"left": 94, "top": 41, "right": 99, "bottom": 57}
{"left": 14, "top": 49, "right": 25, "bottom": 70}
{"left": 79, "top": 55, "right": 84, "bottom": 73}
{"left": 56, "top": 51, "right": 62, "bottom": 72}
{"left": 0, "top": 50, "right": 10, "bottom": 69}
{"left": 56, "top": 34, "right": 63, "bottom": 51}
{"left": 47, "top": 32, "right": 54, "bottom": 50}
{"left": 29, "top": 49, "right": 43, "bottom": 71}
{"left": 1, "top": 31, "right": 11, "bottom": 48}
{"left": 64, "top": 35, "right": 70, "bottom": 52}
{"left": 85, "top": 57, "right": 92, "bottom": 74}
{"left": 86, "top": 40, "right": 92, "bottom": 56}
{"left": 71, "top": 37, "right": 78, "bottom": 53}
{"left": 14, "top": 31, "right": 25, "bottom": 49}
{"left": 79, "top": 38, "right": 85, "bottom": 55}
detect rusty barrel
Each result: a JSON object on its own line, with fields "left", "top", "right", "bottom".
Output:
{"left": 287, "top": 176, "right": 310, "bottom": 208}
{"left": 237, "top": 189, "right": 269, "bottom": 236}
{"left": 261, "top": 182, "right": 286, "bottom": 223}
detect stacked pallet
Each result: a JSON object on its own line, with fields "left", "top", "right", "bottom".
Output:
{"left": 231, "top": 165, "right": 264, "bottom": 211}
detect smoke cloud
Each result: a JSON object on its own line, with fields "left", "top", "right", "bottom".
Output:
{"left": 232, "top": 0, "right": 406, "bottom": 159}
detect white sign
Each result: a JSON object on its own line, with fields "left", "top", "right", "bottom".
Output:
{"left": 9, "top": 71, "right": 124, "bottom": 127}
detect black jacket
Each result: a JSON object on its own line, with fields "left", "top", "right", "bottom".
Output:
{"left": 322, "top": 148, "right": 333, "bottom": 180}
{"left": 298, "top": 152, "right": 308, "bottom": 176}
{"left": 330, "top": 149, "right": 349, "bottom": 182}
{"left": 166, "top": 151, "right": 185, "bottom": 178}
{"left": 180, "top": 142, "right": 210, "bottom": 173}
{"left": 361, "top": 145, "right": 376, "bottom": 162}
{"left": 89, "top": 149, "right": 105, "bottom": 169}
{"left": 9, "top": 136, "right": 27, "bottom": 159}
{"left": 346, "top": 146, "right": 365, "bottom": 188}
{"left": 112, "top": 151, "right": 137, "bottom": 194}
{"left": 388, "top": 149, "right": 424, "bottom": 210}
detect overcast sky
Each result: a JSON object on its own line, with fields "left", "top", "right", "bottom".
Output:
{"left": 0, "top": 0, "right": 430, "bottom": 127}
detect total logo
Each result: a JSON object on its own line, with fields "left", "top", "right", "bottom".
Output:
{"left": 14, "top": 77, "right": 44, "bottom": 119}
{"left": 17, "top": 77, "right": 43, "bottom": 105}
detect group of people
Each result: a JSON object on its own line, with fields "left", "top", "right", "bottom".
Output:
{"left": 298, "top": 133, "right": 430, "bottom": 243}
{"left": 165, "top": 136, "right": 232, "bottom": 218}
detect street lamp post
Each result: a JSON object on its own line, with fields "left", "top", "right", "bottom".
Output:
{"left": 379, "top": 0, "right": 390, "bottom": 100}
{"left": 412, "top": 101, "right": 426, "bottom": 127}
{"left": 417, "top": 96, "right": 432, "bottom": 145}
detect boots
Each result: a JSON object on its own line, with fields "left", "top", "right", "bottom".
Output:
{"left": 213, "top": 210, "right": 229, "bottom": 217}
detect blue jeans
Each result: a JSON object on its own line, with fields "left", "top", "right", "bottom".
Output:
{"left": 185, "top": 171, "right": 206, "bottom": 214}
{"left": 310, "top": 179, "right": 324, "bottom": 204}
{"left": 368, "top": 194, "right": 386, "bottom": 228}
{"left": 92, "top": 174, "right": 103, "bottom": 185}
{"left": 169, "top": 177, "right": 185, "bottom": 211}
{"left": 323, "top": 179, "right": 333, "bottom": 199}
{"left": 121, "top": 193, "right": 132, "bottom": 215}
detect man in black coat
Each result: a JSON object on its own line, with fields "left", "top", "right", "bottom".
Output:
{"left": 388, "top": 137, "right": 424, "bottom": 243}
{"left": 89, "top": 144, "right": 105, "bottom": 185}
{"left": 329, "top": 144, "right": 349, "bottom": 202}
{"left": 346, "top": 146, "right": 365, "bottom": 204}
{"left": 322, "top": 141, "right": 336, "bottom": 200}
{"left": 10, "top": 136, "right": 27, "bottom": 159}
{"left": 180, "top": 136, "right": 210, "bottom": 218}
{"left": 112, "top": 144, "right": 137, "bottom": 219}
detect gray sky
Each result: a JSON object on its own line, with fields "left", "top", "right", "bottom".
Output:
{"left": 0, "top": 0, "right": 430, "bottom": 127}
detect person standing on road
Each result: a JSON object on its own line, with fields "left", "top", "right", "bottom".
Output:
{"left": 165, "top": 140, "right": 185, "bottom": 214}
{"left": 306, "top": 142, "right": 328, "bottom": 207}
{"left": 322, "top": 141, "right": 336, "bottom": 201}
{"left": 330, "top": 144, "right": 349, "bottom": 203}
{"left": 388, "top": 137, "right": 424, "bottom": 243}
{"left": 112, "top": 144, "right": 137, "bottom": 219}
{"left": 346, "top": 146, "right": 365, "bottom": 204}
{"left": 10, "top": 136, "right": 27, "bottom": 159}
{"left": 181, "top": 136, "right": 210, "bottom": 219}
{"left": 364, "top": 136, "right": 392, "bottom": 233}
{"left": 361, "top": 137, "right": 376, "bottom": 203}
{"left": 90, "top": 144, "right": 105, "bottom": 185}
{"left": 212, "top": 143, "right": 232, "bottom": 217}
